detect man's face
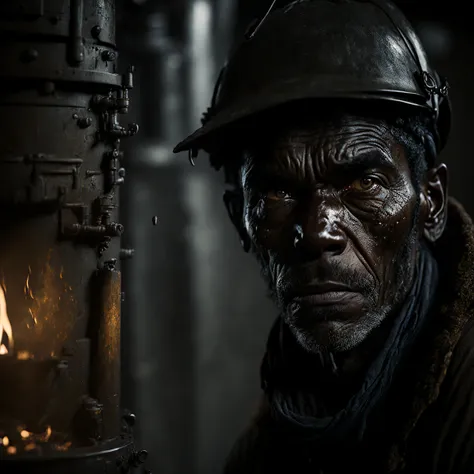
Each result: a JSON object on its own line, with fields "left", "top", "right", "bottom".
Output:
{"left": 239, "top": 115, "right": 423, "bottom": 353}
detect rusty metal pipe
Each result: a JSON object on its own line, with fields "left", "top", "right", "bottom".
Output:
{"left": 89, "top": 261, "right": 122, "bottom": 439}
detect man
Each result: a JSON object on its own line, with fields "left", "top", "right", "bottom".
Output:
{"left": 174, "top": 1, "right": 473, "bottom": 473}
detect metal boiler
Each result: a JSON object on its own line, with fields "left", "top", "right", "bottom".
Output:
{"left": 0, "top": 1, "right": 147, "bottom": 472}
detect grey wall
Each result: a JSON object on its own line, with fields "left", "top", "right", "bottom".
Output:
{"left": 118, "top": 3, "right": 275, "bottom": 474}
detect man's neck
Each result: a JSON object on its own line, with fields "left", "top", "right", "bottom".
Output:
{"left": 311, "top": 314, "right": 396, "bottom": 414}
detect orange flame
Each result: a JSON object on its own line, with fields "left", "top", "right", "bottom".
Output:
{"left": 17, "top": 350, "right": 33, "bottom": 360}
{"left": 24, "top": 443, "right": 36, "bottom": 452}
{"left": 0, "top": 253, "right": 77, "bottom": 360}
{"left": 24, "top": 266, "right": 34, "bottom": 300}
{"left": 55, "top": 441, "right": 72, "bottom": 452}
{"left": 0, "top": 283, "right": 13, "bottom": 355}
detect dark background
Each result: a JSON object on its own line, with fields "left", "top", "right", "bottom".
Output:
{"left": 115, "top": 1, "right": 473, "bottom": 473}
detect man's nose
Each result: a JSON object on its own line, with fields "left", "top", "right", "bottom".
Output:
{"left": 293, "top": 201, "right": 348, "bottom": 258}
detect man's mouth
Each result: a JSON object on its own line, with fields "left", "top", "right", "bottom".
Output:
{"left": 290, "top": 282, "right": 359, "bottom": 306}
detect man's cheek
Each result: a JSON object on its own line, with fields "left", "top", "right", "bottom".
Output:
{"left": 245, "top": 200, "right": 272, "bottom": 247}
{"left": 246, "top": 201, "right": 295, "bottom": 251}
{"left": 362, "top": 203, "right": 417, "bottom": 256}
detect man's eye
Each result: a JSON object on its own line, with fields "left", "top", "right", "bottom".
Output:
{"left": 350, "top": 176, "right": 382, "bottom": 192}
{"left": 266, "top": 189, "right": 292, "bottom": 200}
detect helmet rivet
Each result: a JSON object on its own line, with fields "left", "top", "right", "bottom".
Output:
{"left": 422, "top": 71, "right": 437, "bottom": 92}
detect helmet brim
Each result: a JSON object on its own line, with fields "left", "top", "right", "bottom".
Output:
{"left": 173, "top": 78, "right": 430, "bottom": 153}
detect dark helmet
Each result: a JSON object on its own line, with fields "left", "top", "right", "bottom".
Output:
{"left": 173, "top": 0, "right": 451, "bottom": 158}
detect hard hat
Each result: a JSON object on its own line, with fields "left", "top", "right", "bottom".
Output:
{"left": 173, "top": 0, "right": 451, "bottom": 158}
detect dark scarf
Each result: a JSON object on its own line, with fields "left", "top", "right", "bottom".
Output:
{"left": 260, "top": 245, "right": 439, "bottom": 464}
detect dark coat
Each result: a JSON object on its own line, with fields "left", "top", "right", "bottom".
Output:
{"left": 224, "top": 198, "right": 474, "bottom": 474}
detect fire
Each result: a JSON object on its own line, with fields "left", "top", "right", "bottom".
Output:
{"left": 0, "top": 254, "right": 76, "bottom": 360}
{"left": 25, "top": 251, "right": 67, "bottom": 345}
{"left": 24, "top": 266, "right": 34, "bottom": 300}
{"left": 0, "top": 283, "right": 13, "bottom": 355}
{"left": 24, "top": 443, "right": 36, "bottom": 452}
{"left": 55, "top": 441, "right": 72, "bottom": 452}
{"left": 28, "top": 308, "right": 37, "bottom": 325}
{"left": 17, "top": 425, "right": 51, "bottom": 442}
{"left": 17, "top": 350, "right": 33, "bottom": 360}
{"left": 0, "top": 426, "right": 57, "bottom": 454}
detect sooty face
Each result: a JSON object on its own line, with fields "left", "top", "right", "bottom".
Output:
{"left": 237, "top": 115, "right": 431, "bottom": 353}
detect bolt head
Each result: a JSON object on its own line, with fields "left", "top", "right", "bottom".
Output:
{"left": 43, "top": 81, "right": 55, "bottom": 95}
{"left": 102, "top": 50, "right": 117, "bottom": 61}
{"left": 21, "top": 48, "right": 39, "bottom": 62}
{"left": 91, "top": 25, "right": 102, "bottom": 38}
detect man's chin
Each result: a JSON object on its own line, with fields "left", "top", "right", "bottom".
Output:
{"left": 284, "top": 315, "right": 354, "bottom": 353}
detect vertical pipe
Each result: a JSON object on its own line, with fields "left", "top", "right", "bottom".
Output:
{"left": 70, "top": 0, "right": 85, "bottom": 63}
{"left": 90, "top": 263, "right": 122, "bottom": 439}
{"left": 187, "top": 0, "right": 215, "bottom": 129}
{"left": 215, "top": 0, "right": 239, "bottom": 66}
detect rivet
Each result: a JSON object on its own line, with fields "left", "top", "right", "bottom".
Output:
{"left": 21, "top": 48, "right": 39, "bottom": 63}
{"left": 91, "top": 25, "right": 102, "bottom": 38}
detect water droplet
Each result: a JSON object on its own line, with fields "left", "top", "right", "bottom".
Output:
{"left": 152, "top": 216, "right": 158, "bottom": 225}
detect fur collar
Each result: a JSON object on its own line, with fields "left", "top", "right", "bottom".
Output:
{"left": 387, "top": 198, "right": 474, "bottom": 471}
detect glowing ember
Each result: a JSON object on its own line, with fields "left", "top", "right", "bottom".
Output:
{"left": 24, "top": 266, "right": 34, "bottom": 300}
{"left": 28, "top": 308, "right": 37, "bottom": 325}
{"left": 24, "top": 442, "right": 36, "bottom": 451}
{"left": 17, "top": 350, "right": 33, "bottom": 360}
{"left": 0, "top": 425, "right": 70, "bottom": 455}
{"left": 54, "top": 441, "right": 72, "bottom": 452}
{"left": 24, "top": 252, "right": 70, "bottom": 347}
{"left": 0, "top": 425, "right": 58, "bottom": 455}
{"left": 0, "top": 283, "right": 13, "bottom": 355}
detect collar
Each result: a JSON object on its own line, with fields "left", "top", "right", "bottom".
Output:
{"left": 387, "top": 197, "right": 474, "bottom": 471}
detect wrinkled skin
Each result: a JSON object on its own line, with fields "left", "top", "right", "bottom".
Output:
{"left": 227, "top": 114, "right": 447, "bottom": 358}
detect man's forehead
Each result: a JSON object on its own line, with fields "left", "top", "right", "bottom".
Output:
{"left": 247, "top": 115, "right": 403, "bottom": 168}
{"left": 270, "top": 114, "right": 389, "bottom": 145}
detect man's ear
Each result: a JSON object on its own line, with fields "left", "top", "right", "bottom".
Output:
{"left": 223, "top": 189, "right": 251, "bottom": 252}
{"left": 421, "top": 163, "right": 448, "bottom": 243}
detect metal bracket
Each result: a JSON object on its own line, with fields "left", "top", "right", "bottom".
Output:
{"left": 0, "top": 154, "right": 83, "bottom": 204}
